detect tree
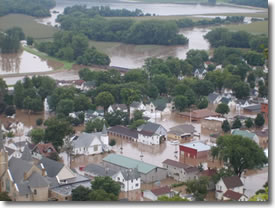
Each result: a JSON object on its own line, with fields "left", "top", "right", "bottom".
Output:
{"left": 244, "top": 51, "right": 265, "bottom": 66}
{"left": 26, "top": 36, "right": 34, "bottom": 46}
{"left": 72, "top": 186, "right": 91, "bottom": 201}
{"left": 36, "top": 118, "right": 43, "bottom": 126}
{"left": 95, "top": 91, "right": 115, "bottom": 113}
{"left": 129, "top": 119, "right": 146, "bottom": 130}
{"left": 44, "top": 117, "right": 74, "bottom": 150}
{"left": 120, "top": 88, "right": 140, "bottom": 120}
{"left": 56, "top": 99, "right": 75, "bottom": 116}
{"left": 104, "top": 110, "right": 128, "bottom": 126}
{"left": 109, "top": 139, "right": 116, "bottom": 146}
{"left": 30, "top": 128, "right": 45, "bottom": 144}
{"left": 85, "top": 119, "right": 106, "bottom": 133}
{"left": 74, "top": 94, "right": 92, "bottom": 112}
{"left": 255, "top": 113, "right": 265, "bottom": 128}
{"left": 221, "top": 120, "right": 231, "bottom": 133}
{"left": 249, "top": 187, "right": 268, "bottom": 201}
{"left": 0, "top": 192, "right": 11, "bottom": 201}
{"left": 158, "top": 195, "right": 189, "bottom": 201}
{"left": 215, "top": 103, "right": 229, "bottom": 115}
{"left": 89, "top": 176, "right": 121, "bottom": 201}
{"left": 4, "top": 105, "right": 15, "bottom": 116}
{"left": 211, "top": 168, "right": 235, "bottom": 184}
{"left": 197, "top": 97, "right": 208, "bottom": 109}
{"left": 232, "top": 118, "right": 242, "bottom": 129}
{"left": 211, "top": 135, "right": 268, "bottom": 177}
{"left": 174, "top": 95, "right": 188, "bottom": 112}
{"left": 245, "top": 118, "right": 254, "bottom": 128}
{"left": 232, "top": 81, "right": 250, "bottom": 99}
{"left": 185, "top": 176, "right": 209, "bottom": 201}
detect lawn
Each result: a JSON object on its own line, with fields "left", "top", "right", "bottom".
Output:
{"left": 220, "top": 20, "right": 268, "bottom": 35}
{"left": 204, "top": 12, "right": 268, "bottom": 18}
{"left": 0, "top": 14, "right": 58, "bottom": 39}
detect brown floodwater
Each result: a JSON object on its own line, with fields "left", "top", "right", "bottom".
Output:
{"left": 0, "top": 49, "right": 56, "bottom": 75}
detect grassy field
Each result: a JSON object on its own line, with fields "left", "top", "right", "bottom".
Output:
{"left": 0, "top": 14, "right": 58, "bottom": 39}
{"left": 204, "top": 12, "right": 268, "bottom": 18}
{"left": 219, "top": 20, "right": 268, "bottom": 35}
{"left": 23, "top": 46, "right": 74, "bottom": 70}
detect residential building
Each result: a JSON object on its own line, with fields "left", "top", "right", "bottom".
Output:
{"left": 207, "top": 93, "right": 222, "bottom": 105}
{"left": 130, "top": 101, "right": 146, "bottom": 117}
{"left": 144, "top": 97, "right": 174, "bottom": 118}
{"left": 194, "top": 68, "right": 207, "bottom": 80}
{"left": 84, "top": 163, "right": 141, "bottom": 192}
{"left": 102, "top": 154, "right": 167, "bottom": 183}
{"left": 231, "top": 129, "right": 259, "bottom": 145}
{"left": 162, "top": 159, "right": 199, "bottom": 182}
{"left": 178, "top": 109, "right": 221, "bottom": 122}
{"left": 254, "top": 129, "right": 268, "bottom": 149}
{"left": 167, "top": 124, "right": 197, "bottom": 143}
{"left": 32, "top": 143, "right": 57, "bottom": 160}
{"left": 71, "top": 125, "right": 109, "bottom": 155}
{"left": 261, "top": 101, "right": 268, "bottom": 120}
{"left": 215, "top": 176, "right": 247, "bottom": 201}
{"left": 243, "top": 104, "right": 261, "bottom": 115}
{"left": 143, "top": 186, "right": 173, "bottom": 201}
{"left": 107, "top": 104, "right": 128, "bottom": 114}
{"left": 179, "top": 141, "right": 211, "bottom": 159}
{"left": 137, "top": 122, "right": 167, "bottom": 138}
{"left": 201, "top": 117, "right": 226, "bottom": 133}
{"left": 200, "top": 168, "right": 217, "bottom": 190}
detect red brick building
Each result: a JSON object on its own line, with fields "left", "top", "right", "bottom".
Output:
{"left": 261, "top": 102, "right": 268, "bottom": 120}
{"left": 179, "top": 141, "right": 211, "bottom": 159}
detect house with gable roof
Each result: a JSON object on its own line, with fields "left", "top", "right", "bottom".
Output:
{"left": 143, "top": 186, "right": 174, "bottom": 201}
{"left": 71, "top": 125, "right": 109, "bottom": 155}
{"left": 215, "top": 176, "right": 248, "bottom": 201}
{"left": 231, "top": 129, "right": 259, "bottom": 145}
{"left": 144, "top": 97, "right": 174, "bottom": 118}
{"left": 32, "top": 143, "right": 57, "bottom": 160}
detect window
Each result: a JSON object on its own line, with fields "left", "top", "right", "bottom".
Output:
{"left": 117, "top": 177, "right": 120, "bottom": 181}
{"left": 135, "top": 183, "right": 139, "bottom": 187}
{"left": 131, "top": 180, "right": 133, "bottom": 183}
{"left": 94, "top": 145, "right": 98, "bottom": 152}
{"left": 34, "top": 189, "right": 37, "bottom": 195}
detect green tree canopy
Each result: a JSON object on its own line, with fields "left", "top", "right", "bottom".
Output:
{"left": 185, "top": 176, "right": 209, "bottom": 201}
{"left": 255, "top": 113, "right": 265, "bottom": 128}
{"left": 215, "top": 103, "right": 230, "bottom": 115}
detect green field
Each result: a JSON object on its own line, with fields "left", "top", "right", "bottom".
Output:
{"left": 220, "top": 20, "right": 268, "bottom": 35}
{"left": 0, "top": 14, "right": 58, "bottom": 39}
{"left": 204, "top": 12, "right": 268, "bottom": 18}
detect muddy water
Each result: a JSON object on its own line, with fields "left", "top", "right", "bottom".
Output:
{"left": 0, "top": 49, "right": 55, "bottom": 75}
{"left": 108, "top": 27, "right": 211, "bottom": 68}
{"left": 38, "top": 0, "right": 264, "bottom": 26}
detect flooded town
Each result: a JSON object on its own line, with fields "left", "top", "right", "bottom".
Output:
{"left": 0, "top": 0, "right": 269, "bottom": 203}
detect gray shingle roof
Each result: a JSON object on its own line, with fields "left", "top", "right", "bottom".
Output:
{"left": 72, "top": 132, "right": 103, "bottom": 148}
{"left": 207, "top": 93, "right": 220, "bottom": 103}
{"left": 28, "top": 172, "right": 49, "bottom": 188}
{"left": 8, "top": 157, "right": 32, "bottom": 183}
{"left": 108, "top": 126, "right": 138, "bottom": 139}
{"left": 169, "top": 124, "right": 196, "bottom": 135}
{"left": 84, "top": 163, "right": 117, "bottom": 177}
{"left": 121, "top": 168, "right": 140, "bottom": 180}
{"left": 138, "top": 122, "right": 162, "bottom": 134}
{"left": 220, "top": 97, "right": 231, "bottom": 105}
{"left": 21, "top": 143, "right": 33, "bottom": 162}
{"left": 39, "top": 157, "right": 64, "bottom": 177}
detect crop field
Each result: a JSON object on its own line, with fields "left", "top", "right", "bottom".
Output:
{"left": 0, "top": 14, "right": 58, "bottom": 39}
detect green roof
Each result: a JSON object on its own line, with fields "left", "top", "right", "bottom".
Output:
{"left": 151, "top": 97, "right": 171, "bottom": 111}
{"left": 103, "top": 154, "right": 156, "bottom": 174}
{"left": 232, "top": 129, "right": 256, "bottom": 140}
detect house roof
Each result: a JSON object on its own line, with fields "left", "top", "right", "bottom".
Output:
{"left": 223, "top": 190, "right": 244, "bottom": 201}
{"left": 121, "top": 168, "right": 140, "bottom": 180}
{"left": 254, "top": 129, "right": 268, "bottom": 137}
{"left": 222, "top": 176, "right": 243, "bottom": 189}
{"left": 8, "top": 157, "right": 33, "bottom": 183}
{"left": 72, "top": 132, "right": 103, "bottom": 148}
{"left": 110, "top": 104, "right": 127, "bottom": 111}
{"left": 180, "top": 141, "right": 211, "bottom": 152}
{"left": 32, "top": 143, "right": 57, "bottom": 157}
{"left": 28, "top": 172, "right": 49, "bottom": 188}
{"left": 243, "top": 104, "right": 261, "bottom": 112}
{"left": 84, "top": 163, "right": 117, "bottom": 177}
{"left": 220, "top": 97, "right": 231, "bottom": 105}
{"left": 169, "top": 124, "right": 196, "bottom": 135}
{"left": 39, "top": 157, "right": 64, "bottom": 177}
{"left": 151, "top": 186, "right": 171, "bottom": 196}
{"left": 180, "top": 109, "right": 221, "bottom": 119}
{"left": 5, "top": 146, "right": 15, "bottom": 156}
{"left": 138, "top": 122, "right": 164, "bottom": 134}
{"left": 103, "top": 154, "right": 157, "bottom": 174}
{"left": 151, "top": 97, "right": 171, "bottom": 111}
{"left": 162, "top": 159, "right": 199, "bottom": 173}
{"left": 108, "top": 126, "right": 138, "bottom": 139}
{"left": 200, "top": 169, "right": 217, "bottom": 177}
{"left": 130, "top": 101, "right": 142, "bottom": 108}
{"left": 207, "top": 93, "right": 220, "bottom": 103}
{"left": 232, "top": 129, "right": 256, "bottom": 140}
{"left": 21, "top": 143, "right": 33, "bottom": 162}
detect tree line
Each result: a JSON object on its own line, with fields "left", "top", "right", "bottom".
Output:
{"left": 230, "top": 0, "right": 268, "bottom": 8}
{"left": 36, "top": 31, "right": 110, "bottom": 65}
{"left": 0, "top": 27, "right": 25, "bottom": 53}
{"left": 0, "top": 0, "right": 56, "bottom": 17}
{"left": 56, "top": 7, "right": 188, "bottom": 46}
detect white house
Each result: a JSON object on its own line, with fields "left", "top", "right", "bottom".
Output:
{"left": 72, "top": 125, "right": 109, "bottom": 155}
{"left": 215, "top": 176, "right": 247, "bottom": 201}
{"left": 107, "top": 104, "right": 128, "bottom": 114}
{"left": 143, "top": 186, "right": 173, "bottom": 201}
{"left": 194, "top": 68, "right": 207, "bottom": 80}
{"left": 137, "top": 122, "right": 167, "bottom": 139}
{"left": 130, "top": 102, "right": 146, "bottom": 116}
{"left": 84, "top": 163, "right": 141, "bottom": 192}
{"left": 137, "top": 131, "right": 161, "bottom": 145}
{"left": 207, "top": 93, "right": 222, "bottom": 105}
{"left": 144, "top": 97, "right": 174, "bottom": 119}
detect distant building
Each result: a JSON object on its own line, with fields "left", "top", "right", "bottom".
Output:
{"left": 167, "top": 124, "right": 197, "bottom": 143}
{"left": 32, "top": 143, "right": 57, "bottom": 160}
{"left": 215, "top": 176, "right": 247, "bottom": 201}
{"left": 84, "top": 163, "right": 141, "bottom": 192}
{"left": 243, "top": 104, "right": 261, "bottom": 115}
{"left": 201, "top": 116, "right": 226, "bottom": 133}
{"left": 179, "top": 141, "right": 211, "bottom": 159}
{"left": 102, "top": 154, "right": 167, "bottom": 183}
{"left": 231, "top": 129, "right": 259, "bottom": 145}
{"left": 178, "top": 109, "right": 221, "bottom": 122}
{"left": 261, "top": 102, "right": 268, "bottom": 120}
{"left": 162, "top": 159, "right": 199, "bottom": 182}
{"left": 207, "top": 93, "right": 222, "bottom": 105}
{"left": 254, "top": 129, "right": 268, "bottom": 149}
{"left": 143, "top": 186, "right": 173, "bottom": 201}
{"left": 144, "top": 97, "right": 174, "bottom": 118}
{"left": 71, "top": 125, "right": 109, "bottom": 155}
{"left": 137, "top": 122, "right": 167, "bottom": 138}
{"left": 107, "top": 104, "right": 128, "bottom": 114}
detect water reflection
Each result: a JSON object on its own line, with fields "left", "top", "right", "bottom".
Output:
{"left": 0, "top": 50, "right": 54, "bottom": 75}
